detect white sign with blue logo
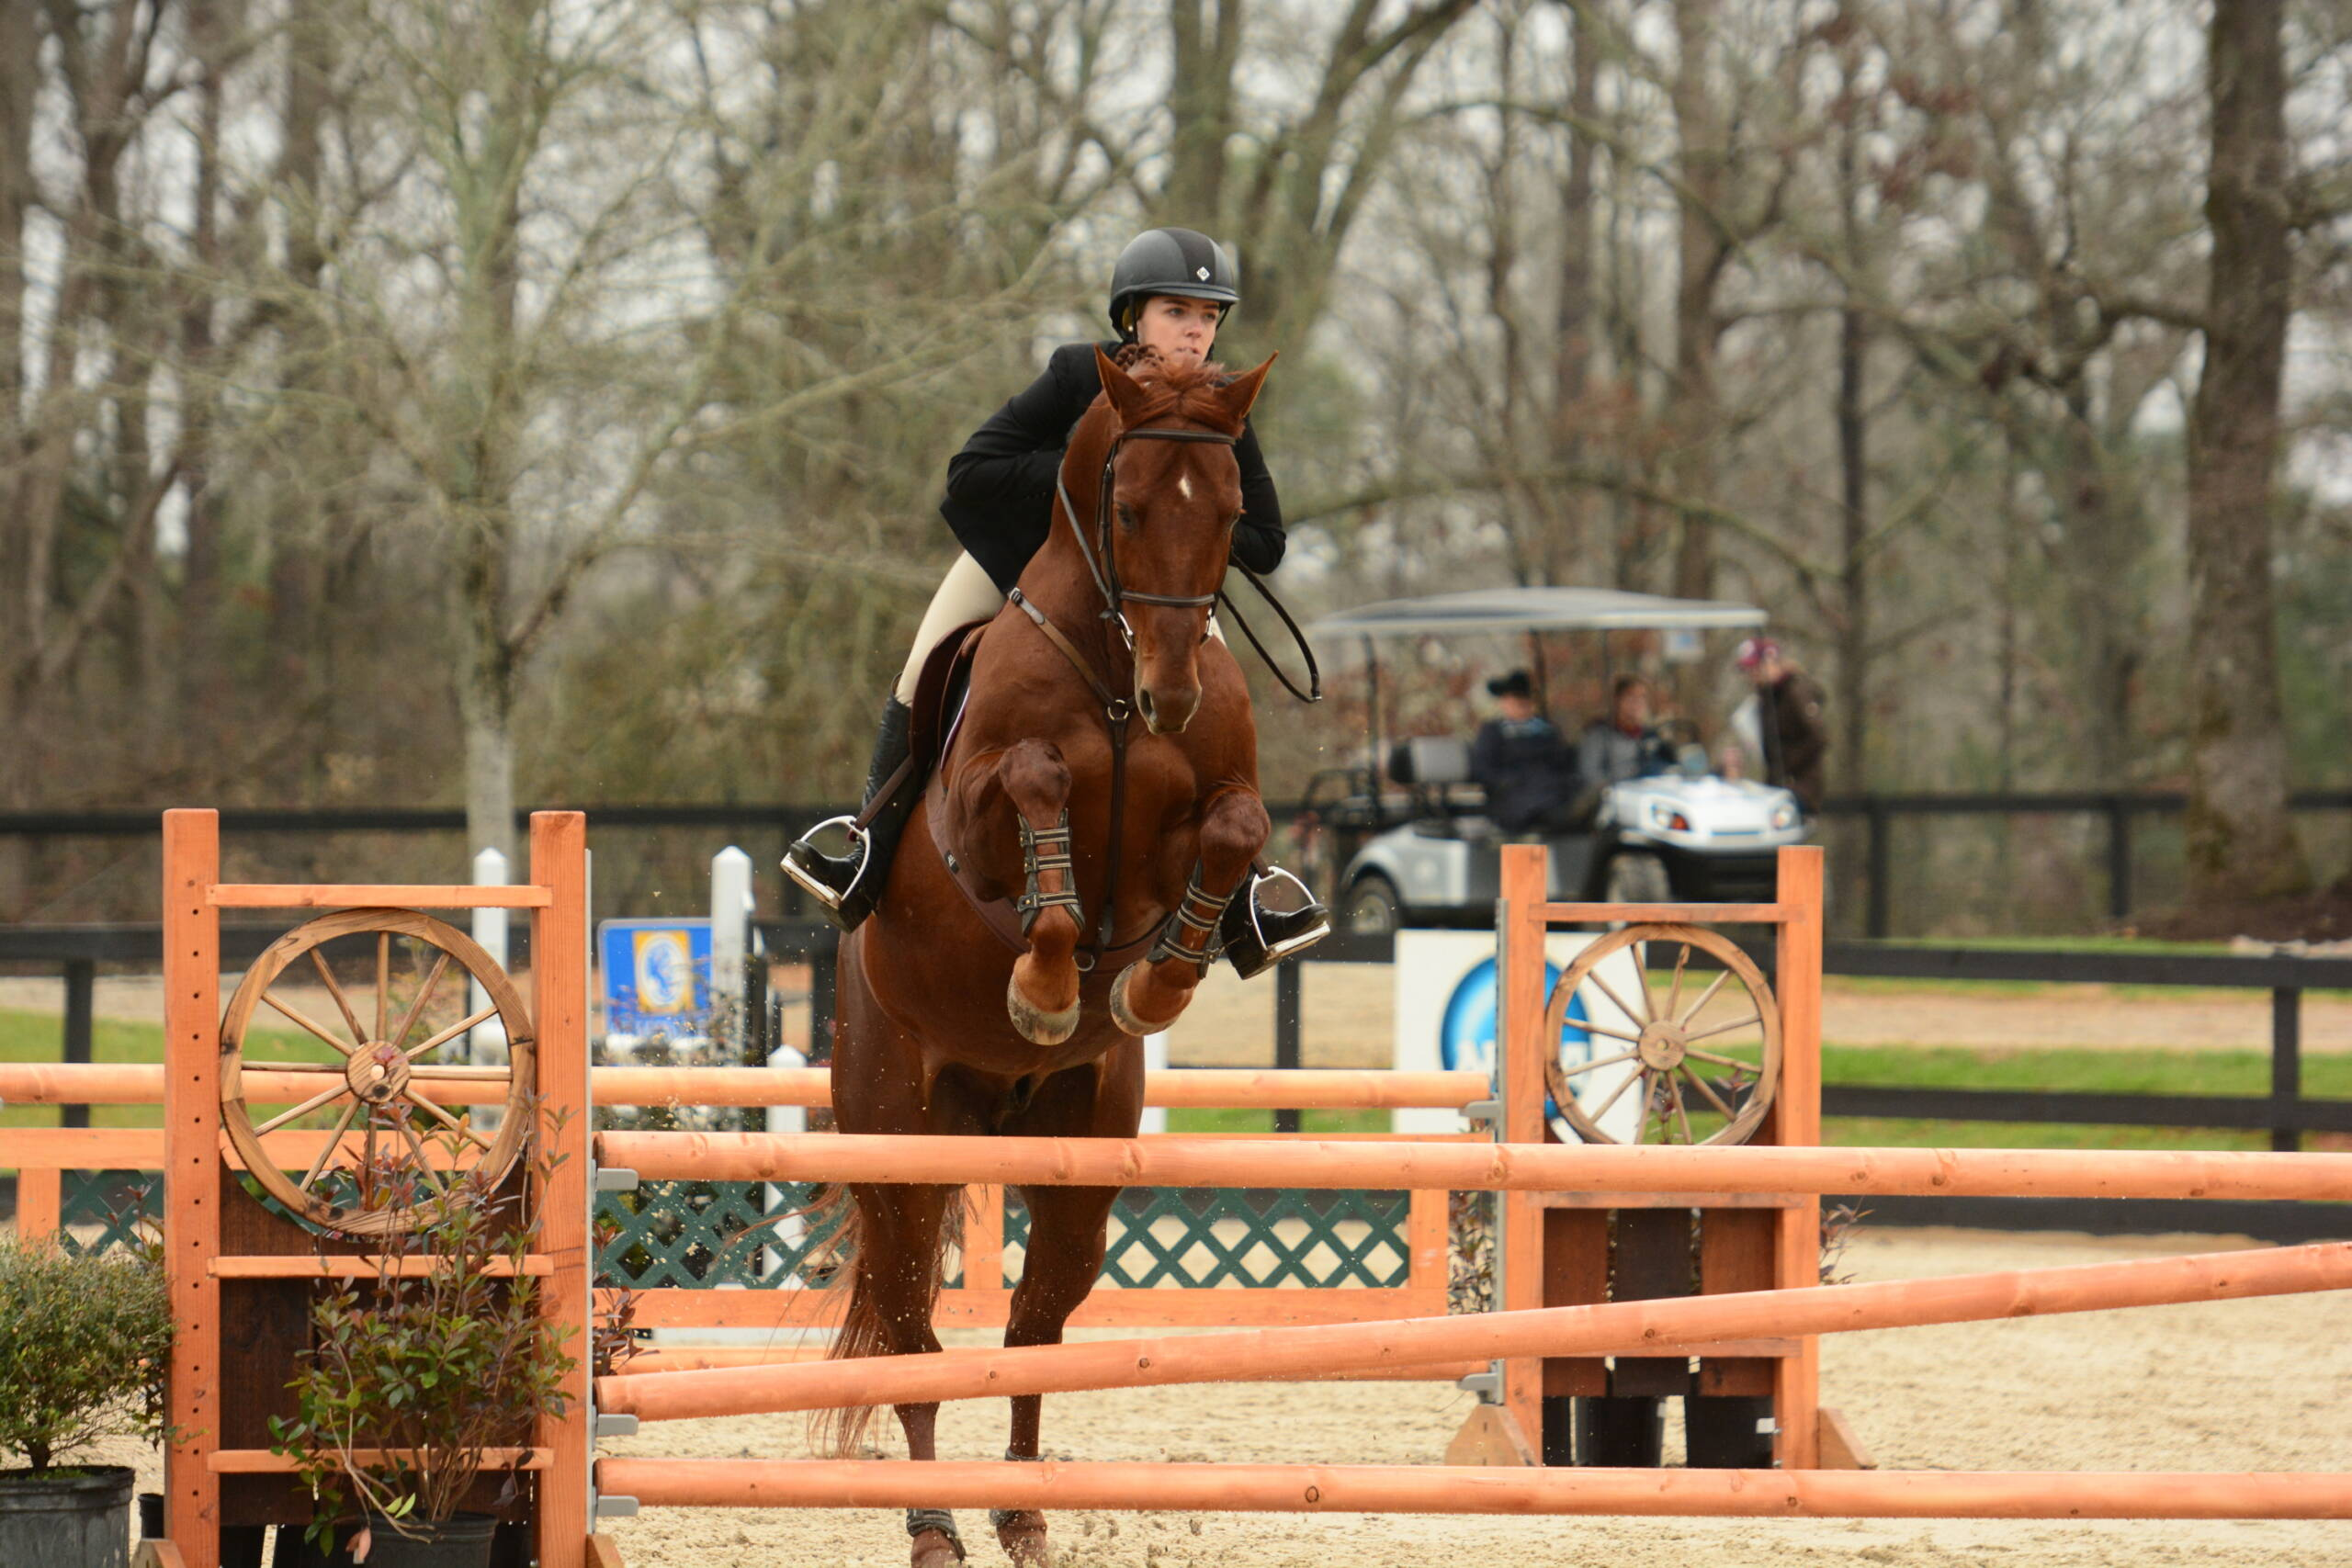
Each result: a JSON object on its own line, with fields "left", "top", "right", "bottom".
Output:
{"left": 1392, "top": 929, "right": 1645, "bottom": 1140}
{"left": 598, "top": 919, "right": 715, "bottom": 1041}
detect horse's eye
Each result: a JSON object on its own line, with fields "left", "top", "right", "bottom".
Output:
{"left": 1116, "top": 502, "right": 1140, "bottom": 530}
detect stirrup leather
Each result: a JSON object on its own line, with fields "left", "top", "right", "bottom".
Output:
{"left": 1015, "top": 811, "right": 1082, "bottom": 935}
{"left": 1145, "top": 864, "right": 1240, "bottom": 975}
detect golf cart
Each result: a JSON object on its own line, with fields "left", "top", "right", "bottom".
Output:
{"left": 1306, "top": 587, "right": 1809, "bottom": 932}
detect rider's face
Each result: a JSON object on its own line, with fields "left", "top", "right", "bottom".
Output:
{"left": 1135, "top": 295, "right": 1223, "bottom": 366}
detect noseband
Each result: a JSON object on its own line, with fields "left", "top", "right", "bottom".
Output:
{"left": 1052, "top": 425, "right": 1238, "bottom": 649}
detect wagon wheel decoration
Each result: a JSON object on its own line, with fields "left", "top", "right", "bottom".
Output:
{"left": 1542, "top": 923, "right": 1780, "bottom": 1146}
{"left": 218, "top": 908, "right": 536, "bottom": 1237}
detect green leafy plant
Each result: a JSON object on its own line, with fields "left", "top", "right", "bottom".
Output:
{"left": 268, "top": 1106, "right": 577, "bottom": 1554}
{"left": 0, "top": 1226, "right": 175, "bottom": 1472}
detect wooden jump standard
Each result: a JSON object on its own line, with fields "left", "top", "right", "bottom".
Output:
{"left": 594, "top": 1129, "right": 2352, "bottom": 1202}
{"left": 595, "top": 1461, "right": 2352, "bottom": 1519}
{"left": 598, "top": 1240, "right": 2352, "bottom": 1422}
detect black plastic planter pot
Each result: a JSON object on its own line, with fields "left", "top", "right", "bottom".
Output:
{"left": 355, "top": 1511, "right": 502, "bottom": 1568}
{"left": 0, "top": 1464, "right": 135, "bottom": 1568}
{"left": 273, "top": 1511, "right": 502, "bottom": 1568}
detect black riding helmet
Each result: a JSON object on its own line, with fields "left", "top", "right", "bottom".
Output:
{"left": 1107, "top": 227, "right": 1241, "bottom": 341}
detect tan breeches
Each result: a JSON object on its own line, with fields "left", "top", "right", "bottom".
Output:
{"left": 895, "top": 552, "right": 1004, "bottom": 702}
{"left": 896, "top": 549, "right": 1224, "bottom": 703}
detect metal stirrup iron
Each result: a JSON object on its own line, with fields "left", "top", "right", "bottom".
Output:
{"left": 1014, "top": 810, "right": 1083, "bottom": 936}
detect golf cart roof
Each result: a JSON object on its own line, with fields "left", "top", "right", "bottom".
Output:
{"left": 1309, "top": 586, "right": 1769, "bottom": 639}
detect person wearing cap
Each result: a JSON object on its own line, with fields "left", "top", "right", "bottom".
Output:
{"left": 1734, "top": 637, "right": 1828, "bottom": 812}
{"left": 1469, "top": 671, "right": 1587, "bottom": 833}
{"left": 786, "top": 228, "right": 1321, "bottom": 961}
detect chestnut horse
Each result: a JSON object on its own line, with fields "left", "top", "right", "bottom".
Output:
{"left": 824, "top": 349, "right": 1278, "bottom": 1567}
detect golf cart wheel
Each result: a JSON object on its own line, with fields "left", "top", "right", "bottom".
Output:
{"left": 1542, "top": 923, "right": 1780, "bottom": 1146}
{"left": 1344, "top": 874, "right": 1400, "bottom": 936}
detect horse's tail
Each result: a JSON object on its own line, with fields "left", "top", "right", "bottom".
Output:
{"left": 807, "top": 1180, "right": 967, "bottom": 1458}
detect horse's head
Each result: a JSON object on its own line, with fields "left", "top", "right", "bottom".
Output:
{"left": 1091, "top": 344, "right": 1277, "bottom": 735}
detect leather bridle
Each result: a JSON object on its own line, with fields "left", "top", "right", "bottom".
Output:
{"left": 1053, "top": 425, "right": 1237, "bottom": 651}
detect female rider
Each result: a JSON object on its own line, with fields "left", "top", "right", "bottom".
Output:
{"left": 783, "top": 227, "right": 1327, "bottom": 976}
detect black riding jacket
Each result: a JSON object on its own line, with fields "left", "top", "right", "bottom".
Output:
{"left": 940, "top": 341, "right": 1285, "bottom": 593}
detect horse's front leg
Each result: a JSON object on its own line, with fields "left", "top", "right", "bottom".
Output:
{"left": 998, "top": 739, "right": 1085, "bottom": 1045}
{"left": 1111, "top": 786, "right": 1270, "bottom": 1035}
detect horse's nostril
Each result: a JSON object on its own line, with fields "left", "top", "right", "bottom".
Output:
{"left": 1137, "top": 691, "right": 1157, "bottom": 727}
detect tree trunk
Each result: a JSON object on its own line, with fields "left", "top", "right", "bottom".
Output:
{"left": 1832, "top": 90, "right": 1869, "bottom": 797}
{"left": 1666, "top": 0, "right": 1724, "bottom": 717}
{"left": 2183, "top": 0, "right": 2303, "bottom": 902}
{"left": 460, "top": 682, "right": 519, "bottom": 869}
{"left": 2046, "top": 392, "right": 2141, "bottom": 786}
{"left": 1548, "top": 0, "right": 1600, "bottom": 586}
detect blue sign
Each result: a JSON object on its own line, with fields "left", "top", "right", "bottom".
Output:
{"left": 599, "top": 919, "right": 714, "bottom": 1038}
{"left": 1439, "top": 956, "right": 1594, "bottom": 1114}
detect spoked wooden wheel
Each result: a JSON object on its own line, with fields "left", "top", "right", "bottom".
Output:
{"left": 219, "top": 908, "right": 536, "bottom": 1236}
{"left": 1542, "top": 923, "right": 1780, "bottom": 1146}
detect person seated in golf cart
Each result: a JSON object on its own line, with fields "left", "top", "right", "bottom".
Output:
{"left": 1579, "top": 673, "right": 1676, "bottom": 788}
{"left": 1469, "top": 670, "right": 1587, "bottom": 833}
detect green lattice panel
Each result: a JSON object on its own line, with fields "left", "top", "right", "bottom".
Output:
{"left": 56, "top": 1172, "right": 161, "bottom": 1258}
{"left": 1004, "top": 1188, "right": 1411, "bottom": 1290}
{"left": 595, "top": 1181, "right": 841, "bottom": 1289}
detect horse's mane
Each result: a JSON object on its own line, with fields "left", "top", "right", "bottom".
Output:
{"left": 1100, "top": 349, "right": 1245, "bottom": 433}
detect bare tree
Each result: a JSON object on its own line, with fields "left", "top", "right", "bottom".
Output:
{"left": 2184, "top": 0, "right": 2305, "bottom": 900}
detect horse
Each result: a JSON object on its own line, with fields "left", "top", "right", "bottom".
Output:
{"left": 820, "top": 347, "right": 1280, "bottom": 1568}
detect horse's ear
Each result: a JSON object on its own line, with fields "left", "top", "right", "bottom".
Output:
{"left": 1218, "top": 352, "right": 1278, "bottom": 426}
{"left": 1094, "top": 344, "right": 1151, "bottom": 424}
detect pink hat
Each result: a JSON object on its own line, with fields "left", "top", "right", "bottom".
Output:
{"left": 1735, "top": 637, "right": 1781, "bottom": 671}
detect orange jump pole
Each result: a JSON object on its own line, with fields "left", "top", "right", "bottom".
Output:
{"left": 592, "top": 1130, "right": 2352, "bottom": 1201}
{"left": 0, "top": 1064, "right": 1487, "bottom": 1112}
{"left": 594, "top": 1458, "right": 2352, "bottom": 1519}
{"left": 596, "top": 1239, "right": 2352, "bottom": 1422}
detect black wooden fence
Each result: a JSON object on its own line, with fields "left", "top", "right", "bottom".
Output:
{"left": 6, "top": 789, "right": 2350, "bottom": 938}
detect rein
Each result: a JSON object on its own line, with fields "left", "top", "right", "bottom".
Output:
{"left": 1015, "top": 417, "right": 1323, "bottom": 967}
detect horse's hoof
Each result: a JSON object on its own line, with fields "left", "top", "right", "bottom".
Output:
{"left": 911, "top": 1527, "right": 967, "bottom": 1568}
{"left": 996, "top": 1515, "right": 1052, "bottom": 1566}
{"left": 1006, "top": 975, "right": 1080, "bottom": 1045}
{"left": 1108, "top": 961, "right": 1183, "bottom": 1038}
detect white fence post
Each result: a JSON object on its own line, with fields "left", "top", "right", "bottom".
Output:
{"left": 710, "top": 846, "right": 752, "bottom": 1053}
{"left": 1141, "top": 1032, "right": 1169, "bottom": 1134}
{"left": 470, "top": 847, "right": 511, "bottom": 1134}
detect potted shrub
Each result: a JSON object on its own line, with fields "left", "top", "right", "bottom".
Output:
{"left": 269, "top": 1114, "right": 576, "bottom": 1567}
{"left": 0, "top": 1234, "right": 175, "bottom": 1568}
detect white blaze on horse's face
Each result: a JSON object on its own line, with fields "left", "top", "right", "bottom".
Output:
{"left": 1094, "top": 349, "right": 1278, "bottom": 736}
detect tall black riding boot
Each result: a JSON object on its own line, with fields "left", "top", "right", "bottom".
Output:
{"left": 783, "top": 697, "right": 921, "bottom": 931}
